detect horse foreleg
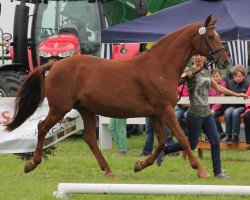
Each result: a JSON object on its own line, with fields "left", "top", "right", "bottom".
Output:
{"left": 79, "top": 109, "right": 114, "bottom": 178}
{"left": 24, "top": 111, "right": 62, "bottom": 173}
{"left": 164, "top": 110, "right": 210, "bottom": 178}
{"left": 134, "top": 117, "right": 166, "bottom": 172}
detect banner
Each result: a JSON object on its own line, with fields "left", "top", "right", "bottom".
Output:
{"left": 0, "top": 98, "right": 83, "bottom": 153}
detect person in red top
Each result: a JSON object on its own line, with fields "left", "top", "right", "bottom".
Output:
{"left": 176, "top": 83, "right": 189, "bottom": 121}
{"left": 208, "top": 68, "right": 227, "bottom": 140}
{"left": 242, "top": 85, "right": 250, "bottom": 150}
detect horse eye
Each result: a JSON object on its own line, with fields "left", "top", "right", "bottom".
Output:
{"left": 207, "top": 35, "right": 214, "bottom": 40}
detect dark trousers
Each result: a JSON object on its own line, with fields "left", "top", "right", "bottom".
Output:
{"left": 163, "top": 112, "right": 222, "bottom": 175}
{"left": 243, "top": 111, "right": 250, "bottom": 144}
{"left": 142, "top": 117, "right": 174, "bottom": 155}
{"left": 214, "top": 109, "right": 224, "bottom": 134}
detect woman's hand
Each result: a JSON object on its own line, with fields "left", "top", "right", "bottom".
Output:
{"left": 236, "top": 93, "right": 248, "bottom": 99}
{"left": 181, "top": 71, "right": 194, "bottom": 78}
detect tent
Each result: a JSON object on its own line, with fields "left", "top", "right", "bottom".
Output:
{"left": 102, "top": 0, "right": 250, "bottom": 43}
{"left": 101, "top": 0, "right": 249, "bottom": 68}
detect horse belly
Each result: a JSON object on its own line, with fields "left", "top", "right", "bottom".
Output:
{"left": 79, "top": 89, "right": 153, "bottom": 118}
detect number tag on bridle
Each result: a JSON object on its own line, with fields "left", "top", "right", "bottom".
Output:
{"left": 45, "top": 70, "right": 50, "bottom": 77}
{"left": 199, "top": 27, "right": 206, "bottom": 35}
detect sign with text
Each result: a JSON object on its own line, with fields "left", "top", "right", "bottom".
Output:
{"left": 0, "top": 99, "right": 83, "bottom": 153}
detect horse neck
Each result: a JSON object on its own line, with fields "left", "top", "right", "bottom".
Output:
{"left": 149, "top": 24, "right": 198, "bottom": 76}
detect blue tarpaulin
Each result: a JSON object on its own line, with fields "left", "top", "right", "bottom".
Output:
{"left": 102, "top": 0, "right": 250, "bottom": 43}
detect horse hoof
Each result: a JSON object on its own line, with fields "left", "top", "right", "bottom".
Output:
{"left": 197, "top": 169, "right": 210, "bottom": 178}
{"left": 134, "top": 161, "right": 143, "bottom": 172}
{"left": 105, "top": 172, "right": 115, "bottom": 179}
{"left": 24, "top": 162, "right": 33, "bottom": 173}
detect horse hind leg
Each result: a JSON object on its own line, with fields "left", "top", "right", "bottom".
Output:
{"left": 77, "top": 108, "right": 114, "bottom": 178}
{"left": 134, "top": 117, "right": 166, "bottom": 172}
{"left": 24, "top": 110, "right": 64, "bottom": 173}
{"left": 163, "top": 108, "right": 210, "bottom": 178}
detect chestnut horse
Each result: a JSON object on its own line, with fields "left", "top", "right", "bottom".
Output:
{"left": 6, "top": 15, "right": 230, "bottom": 178}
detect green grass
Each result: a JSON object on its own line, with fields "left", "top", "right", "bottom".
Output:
{"left": 0, "top": 133, "right": 250, "bottom": 200}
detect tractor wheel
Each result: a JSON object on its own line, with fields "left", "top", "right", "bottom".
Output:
{"left": 0, "top": 71, "right": 25, "bottom": 97}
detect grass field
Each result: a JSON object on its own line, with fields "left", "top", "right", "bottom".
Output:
{"left": 0, "top": 133, "right": 250, "bottom": 200}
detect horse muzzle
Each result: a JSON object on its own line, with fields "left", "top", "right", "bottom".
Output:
{"left": 217, "top": 57, "right": 231, "bottom": 69}
{"left": 222, "top": 59, "right": 231, "bottom": 68}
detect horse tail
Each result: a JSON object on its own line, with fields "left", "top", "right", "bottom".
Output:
{"left": 5, "top": 59, "right": 56, "bottom": 132}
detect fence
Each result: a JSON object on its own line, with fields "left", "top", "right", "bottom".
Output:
{"left": 98, "top": 96, "right": 250, "bottom": 149}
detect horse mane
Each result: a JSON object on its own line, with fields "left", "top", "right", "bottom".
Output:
{"left": 150, "top": 22, "right": 201, "bottom": 50}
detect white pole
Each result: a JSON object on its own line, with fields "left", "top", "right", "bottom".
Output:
{"left": 53, "top": 183, "right": 250, "bottom": 199}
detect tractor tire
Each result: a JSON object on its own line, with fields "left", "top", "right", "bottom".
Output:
{"left": 0, "top": 71, "right": 25, "bottom": 97}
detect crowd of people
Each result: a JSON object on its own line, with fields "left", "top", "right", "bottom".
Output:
{"left": 107, "top": 48, "right": 250, "bottom": 178}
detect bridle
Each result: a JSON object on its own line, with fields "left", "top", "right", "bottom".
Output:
{"left": 197, "top": 26, "right": 225, "bottom": 63}
{"left": 178, "top": 25, "right": 226, "bottom": 98}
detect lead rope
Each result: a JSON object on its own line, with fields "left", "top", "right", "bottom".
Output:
{"left": 177, "top": 60, "right": 216, "bottom": 101}
{"left": 178, "top": 81, "right": 186, "bottom": 101}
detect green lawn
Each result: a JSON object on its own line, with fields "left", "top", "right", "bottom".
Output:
{"left": 0, "top": 133, "right": 250, "bottom": 200}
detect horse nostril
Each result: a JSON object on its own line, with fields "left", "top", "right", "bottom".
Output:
{"left": 223, "top": 60, "right": 230, "bottom": 68}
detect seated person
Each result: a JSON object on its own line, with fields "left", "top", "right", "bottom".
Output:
{"left": 242, "top": 85, "right": 250, "bottom": 150}
{"left": 208, "top": 68, "right": 227, "bottom": 140}
{"left": 138, "top": 117, "right": 178, "bottom": 156}
{"left": 224, "top": 65, "right": 249, "bottom": 144}
{"left": 176, "top": 83, "right": 189, "bottom": 121}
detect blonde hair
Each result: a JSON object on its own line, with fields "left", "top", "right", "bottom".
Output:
{"left": 231, "top": 65, "right": 246, "bottom": 77}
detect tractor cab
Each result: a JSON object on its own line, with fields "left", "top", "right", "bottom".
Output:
{"left": 35, "top": 0, "right": 103, "bottom": 65}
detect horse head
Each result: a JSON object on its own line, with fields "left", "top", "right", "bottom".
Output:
{"left": 193, "top": 15, "right": 231, "bottom": 68}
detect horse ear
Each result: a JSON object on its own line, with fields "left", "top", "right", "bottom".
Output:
{"left": 209, "top": 16, "right": 219, "bottom": 26}
{"left": 204, "top": 15, "right": 212, "bottom": 27}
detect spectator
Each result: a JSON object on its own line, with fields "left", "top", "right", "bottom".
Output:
{"left": 138, "top": 117, "right": 178, "bottom": 156}
{"left": 108, "top": 43, "right": 140, "bottom": 156}
{"left": 223, "top": 70, "right": 233, "bottom": 84}
{"left": 139, "top": 84, "right": 189, "bottom": 157}
{"left": 108, "top": 118, "right": 127, "bottom": 156}
{"left": 138, "top": 42, "right": 179, "bottom": 157}
{"left": 208, "top": 68, "right": 227, "bottom": 140}
{"left": 175, "top": 83, "right": 189, "bottom": 139}
{"left": 242, "top": 85, "right": 250, "bottom": 150}
{"left": 176, "top": 83, "right": 189, "bottom": 121}
{"left": 224, "top": 65, "right": 249, "bottom": 144}
{"left": 156, "top": 54, "right": 247, "bottom": 179}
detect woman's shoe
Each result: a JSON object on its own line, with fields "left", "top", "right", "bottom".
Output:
{"left": 215, "top": 172, "right": 229, "bottom": 179}
{"left": 223, "top": 135, "right": 232, "bottom": 144}
{"left": 156, "top": 151, "right": 167, "bottom": 166}
{"left": 229, "top": 135, "right": 239, "bottom": 144}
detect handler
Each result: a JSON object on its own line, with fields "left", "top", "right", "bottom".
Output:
{"left": 156, "top": 54, "right": 248, "bottom": 179}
